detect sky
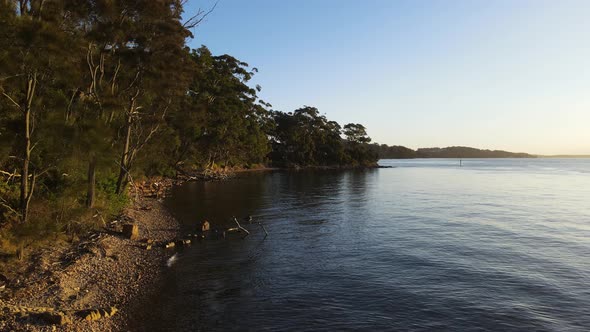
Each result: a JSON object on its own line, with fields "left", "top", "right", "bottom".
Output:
{"left": 184, "top": 0, "right": 590, "bottom": 155}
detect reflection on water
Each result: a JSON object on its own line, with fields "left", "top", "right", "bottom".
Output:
{"left": 140, "top": 160, "right": 590, "bottom": 331}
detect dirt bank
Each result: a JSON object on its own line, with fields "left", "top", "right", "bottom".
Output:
{"left": 0, "top": 198, "right": 181, "bottom": 331}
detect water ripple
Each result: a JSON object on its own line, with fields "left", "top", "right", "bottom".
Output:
{"left": 144, "top": 159, "right": 590, "bottom": 331}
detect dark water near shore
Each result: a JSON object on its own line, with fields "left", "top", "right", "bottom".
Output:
{"left": 144, "top": 159, "right": 590, "bottom": 331}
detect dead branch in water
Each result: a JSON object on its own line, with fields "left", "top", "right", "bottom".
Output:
{"left": 233, "top": 217, "right": 250, "bottom": 237}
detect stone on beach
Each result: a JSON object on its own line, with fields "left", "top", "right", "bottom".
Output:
{"left": 78, "top": 306, "right": 118, "bottom": 321}
{"left": 38, "top": 312, "right": 72, "bottom": 325}
{"left": 122, "top": 224, "right": 139, "bottom": 241}
{"left": 175, "top": 239, "right": 191, "bottom": 246}
{"left": 1, "top": 197, "right": 180, "bottom": 331}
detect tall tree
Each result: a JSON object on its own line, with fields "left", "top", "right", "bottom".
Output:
{"left": 271, "top": 107, "right": 345, "bottom": 167}
{"left": 0, "top": 0, "right": 84, "bottom": 222}
{"left": 68, "top": 0, "right": 195, "bottom": 194}
{"left": 112, "top": 0, "right": 195, "bottom": 194}
{"left": 343, "top": 123, "right": 371, "bottom": 144}
{"left": 170, "top": 46, "right": 271, "bottom": 170}
{"left": 270, "top": 109, "right": 377, "bottom": 167}
{"left": 342, "top": 123, "right": 377, "bottom": 166}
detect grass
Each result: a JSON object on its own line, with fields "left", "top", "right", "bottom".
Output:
{"left": 0, "top": 179, "right": 129, "bottom": 267}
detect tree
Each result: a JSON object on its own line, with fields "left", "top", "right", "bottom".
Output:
{"left": 342, "top": 124, "right": 377, "bottom": 166}
{"left": 343, "top": 123, "right": 371, "bottom": 144}
{"left": 270, "top": 107, "right": 347, "bottom": 167}
{"left": 72, "top": 0, "right": 195, "bottom": 194}
{"left": 170, "top": 46, "right": 271, "bottom": 170}
{"left": 0, "top": 0, "right": 84, "bottom": 223}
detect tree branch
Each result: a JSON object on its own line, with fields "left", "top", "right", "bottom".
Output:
{"left": 0, "top": 74, "right": 25, "bottom": 82}
{"left": 182, "top": 1, "right": 218, "bottom": 30}
{"left": 123, "top": 71, "right": 141, "bottom": 93}
{"left": 0, "top": 170, "right": 21, "bottom": 178}
{"left": 1, "top": 92, "right": 22, "bottom": 110}
{"left": 111, "top": 59, "right": 121, "bottom": 95}
{"left": 0, "top": 197, "right": 20, "bottom": 217}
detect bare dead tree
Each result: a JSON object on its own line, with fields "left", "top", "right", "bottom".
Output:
{"left": 180, "top": 1, "right": 218, "bottom": 30}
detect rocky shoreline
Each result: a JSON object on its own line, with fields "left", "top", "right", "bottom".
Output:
{"left": 0, "top": 166, "right": 379, "bottom": 331}
{"left": 0, "top": 197, "right": 181, "bottom": 331}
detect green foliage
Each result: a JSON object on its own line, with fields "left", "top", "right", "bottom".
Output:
{"left": 0, "top": 1, "right": 376, "bottom": 247}
{"left": 169, "top": 46, "right": 272, "bottom": 169}
{"left": 415, "top": 147, "right": 534, "bottom": 158}
{"left": 97, "top": 176, "right": 128, "bottom": 212}
{"left": 369, "top": 144, "right": 417, "bottom": 159}
{"left": 270, "top": 107, "right": 377, "bottom": 167}
{"left": 343, "top": 123, "right": 371, "bottom": 144}
{"left": 0, "top": 181, "right": 19, "bottom": 225}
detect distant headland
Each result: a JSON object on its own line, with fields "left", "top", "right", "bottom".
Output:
{"left": 371, "top": 145, "right": 535, "bottom": 159}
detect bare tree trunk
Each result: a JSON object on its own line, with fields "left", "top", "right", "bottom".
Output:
{"left": 115, "top": 97, "right": 135, "bottom": 194}
{"left": 86, "top": 156, "right": 96, "bottom": 208}
{"left": 18, "top": 0, "right": 27, "bottom": 16}
{"left": 20, "top": 108, "right": 30, "bottom": 222}
{"left": 20, "top": 73, "right": 37, "bottom": 223}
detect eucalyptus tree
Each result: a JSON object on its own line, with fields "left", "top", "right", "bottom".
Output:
{"left": 342, "top": 123, "right": 377, "bottom": 166}
{"left": 270, "top": 109, "right": 378, "bottom": 167}
{"left": 270, "top": 107, "right": 344, "bottom": 166}
{"left": 343, "top": 123, "right": 371, "bottom": 144}
{"left": 172, "top": 46, "right": 271, "bottom": 169}
{"left": 72, "top": 0, "right": 196, "bottom": 194}
{"left": 0, "top": 0, "right": 85, "bottom": 223}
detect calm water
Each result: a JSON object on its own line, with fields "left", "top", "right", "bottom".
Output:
{"left": 142, "top": 159, "right": 590, "bottom": 331}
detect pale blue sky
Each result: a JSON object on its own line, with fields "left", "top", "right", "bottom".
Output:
{"left": 184, "top": 0, "right": 590, "bottom": 155}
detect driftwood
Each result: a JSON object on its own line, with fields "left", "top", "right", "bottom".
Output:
{"left": 122, "top": 216, "right": 268, "bottom": 251}
{"left": 257, "top": 222, "right": 269, "bottom": 237}
{"left": 176, "top": 167, "right": 234, "bottom": 182}
{"left": 229, "top": 217, "right": 268, "bottom": 238}
{"left": 243, "top": 216, "right": 269, "bottom": 237}
{"left": 232, "top": 217, "right": 250, "bottom": 237}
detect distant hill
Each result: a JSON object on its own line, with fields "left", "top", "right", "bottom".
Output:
{"left": 370, "top": 144, "right": 535, "bottom": 159}
{"left": 416, "top": 146, "right": 534, "bottom": 158}
{"left": 370, "top": 144, "right": 417, "bottom": 159}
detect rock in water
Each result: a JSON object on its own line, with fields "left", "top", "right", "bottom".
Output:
{"left": 201, "top": 220, "right": 210, "bottom": 232}
{"left": 122, "top": 224, "right": 139, "bottom": 241}
{"left": 166, "top": 253, "right": 178, "bottom": 267}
